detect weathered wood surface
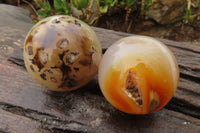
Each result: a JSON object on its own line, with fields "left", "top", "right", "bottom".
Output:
{"left": 0, "top": 25, "right": 200, "bottom": 133}
{"left": 0, "top": 4, "right": 200, "bottom": 132}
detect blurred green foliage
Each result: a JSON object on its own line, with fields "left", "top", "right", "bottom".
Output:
{"left": 34, "top": 0, "right": 71, "bottom": 19}
{"left": 33, "top": 0, "right": 157, "bottom": 25}
{"left": 33, "top": 0, "right": 200, "bottom": 27}
{"left": 54, "top": 0, "right": 71, "bottom": 14}
{"left": 71, "top": 0, "right": 90, "bottom": 10}
{"left": 99, "top": 0, "right": 118, "bottom": 13}
{"left": 183, "top": 0, "right": 200, "bottom": 24}
{"left": 183, "top": 8, "right": 194, "bottom": 23}
{"left": 121, "top": 0, "right": 136, "bottom": 7}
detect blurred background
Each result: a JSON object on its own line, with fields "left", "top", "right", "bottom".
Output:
{"left": 2, "top": 0, "right": 200, "bottom": 44}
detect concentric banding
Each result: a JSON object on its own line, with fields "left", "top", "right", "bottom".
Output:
{"left": 98, "top": 35, "right": 179, "bottom": 114}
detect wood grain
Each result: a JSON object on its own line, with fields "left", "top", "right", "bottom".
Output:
{"left": 0, "top": 26, "right": 200, "bottom": 133}
{"left": 0, "top": 108, "right": 51, "bottom": 133}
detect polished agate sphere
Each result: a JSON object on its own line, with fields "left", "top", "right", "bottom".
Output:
{"left": 24, "top": 15, "right": 102, "bottom": 91}
{"left": 98, "top": 36, "right": 179, "bottom": 114}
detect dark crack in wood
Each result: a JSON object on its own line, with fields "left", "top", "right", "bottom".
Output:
{"left": 7, "top": 57, "right": 25, "bottom": 68}
{"left": 166, "top": 97, "right": 200, "bottom": 119}
{"left": 7, "top": 48, "right": 25, "bottom": 67}
{"left": 0, "top": 102, "right": 86, "bottom": 133}
{"left": 51, "top": 128, "right": 86, "bottom": 133}
{"left": 0, "top": 129, "right": 11, "bottom": 133}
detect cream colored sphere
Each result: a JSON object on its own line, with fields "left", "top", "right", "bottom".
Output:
{"left": 24, "top": 15, "right": 102, "bottom": 91}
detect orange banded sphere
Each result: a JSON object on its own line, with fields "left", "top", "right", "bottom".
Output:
{"left": 98, "top": 36, "right": 179, "bottom": 114}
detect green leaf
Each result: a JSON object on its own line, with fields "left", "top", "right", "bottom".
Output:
{"left": 62, "top": 0, "right": 68, "bottom": 10}
{"left": 120, "top": 1, "right": 125, "bottom": 6}
{"left": 185, "top": 8, "right": 192, "bottom": 15}
{"left": 106, "top": 0, "right": 113, "bottom": 4}
{"left": 183, "top": 15, "right": 188, "bottom": 20}
{"left": 189, "top": 17, "right": 194, "bottom": 21}
{"left": 126, "top": 0, "right": 136, "bottom": 7}
{"left": 72, "top": 0, "right": 90, "bottom": 10}
{"left": 32, "top": 20, "right": 37, "bottom": 24}
{"left": 42, "top": 1, "right": 51, "bottom": 13}
{"left": 64, "top": 4, "right": 71, "bottom": 15}
{"left": 110, "top": 0, "right": 118, "bottom": 7}
{"left": 54, "top": 0, "right": 64, "bottom": 11}
{"left": 199, "top": 1, "right": 200, "bottom": 9}
{"left": 34, "top": 0, "right": 42, "bottom": 8}
{"left": 54, "top": 0, "right": 71, "bottom": 15}
{"left": 37, "top": 9, "right": 48, "bottom": 18}
{"left": 120, "top": 0, "right": 136, "bottom": 7}
{"left": 65, "top": 9, "right": 70, "bottom": 15}
{"left": 100, "top": 5, "right": 109, "bottom": 13}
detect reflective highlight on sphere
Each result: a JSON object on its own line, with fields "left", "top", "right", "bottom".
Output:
{"left": 98, "top": 36, "right": 179, "bottom": 114}
{"left": 24, "top": 15, "right": 102, "bottom": 91}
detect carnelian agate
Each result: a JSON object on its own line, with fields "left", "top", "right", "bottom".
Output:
{"left": 98, "top": 36, "right": 179, "bottom": 114}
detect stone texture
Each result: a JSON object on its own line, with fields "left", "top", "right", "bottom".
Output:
{"left": 0, "top": 4, "right": 33, "bottom": 32}
{"left": 147, "top": 0, "right": 187, "bottom": 24}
